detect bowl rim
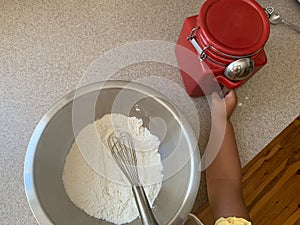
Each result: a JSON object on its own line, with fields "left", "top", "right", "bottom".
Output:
{"left": 24, "top": 80, "right": 201, "bottom": 225}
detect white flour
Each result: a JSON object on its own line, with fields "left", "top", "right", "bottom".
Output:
{"left": 62, "top": 113, "right": 163, "bottom": 224}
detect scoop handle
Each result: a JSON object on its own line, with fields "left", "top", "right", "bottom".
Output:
{"left": 282, "top": 19, "right": 300, "bottom": 33}
{"left": 132, "top": 185, "right": 159, "bottom": 225}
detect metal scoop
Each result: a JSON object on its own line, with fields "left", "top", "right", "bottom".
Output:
{"left": 221, "top": 58, "right": 254, "bottom": 97}
{"left": 265, "top": 6, "right": 300, "bottom": 33}
{"left": 269, "top": 12, "right": 300, "bottom": 33}
{"left": 224, "top": 58, "right": 254, "bottom": 81}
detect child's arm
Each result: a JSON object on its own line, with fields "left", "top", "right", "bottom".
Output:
{"left": 205, "top": 91, "right": 250, "bottom": 221}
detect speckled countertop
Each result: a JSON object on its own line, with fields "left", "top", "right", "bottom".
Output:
{"left": 0, "top": 0, "right": 299, "bottom": 224}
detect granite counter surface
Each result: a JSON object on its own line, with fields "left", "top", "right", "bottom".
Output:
{"left": 0, "top": 0, "right": 299, "bottom": 224}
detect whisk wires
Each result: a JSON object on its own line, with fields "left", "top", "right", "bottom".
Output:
{"left": 108, "top": 131, "right": 160, "bottom": 225}
{"left": 107, "top": 131, "right": 140, "bottom": 186}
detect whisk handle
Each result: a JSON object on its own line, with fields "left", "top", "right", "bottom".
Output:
{"left": 132, "top": 185, "right": 159, "bottom": 225}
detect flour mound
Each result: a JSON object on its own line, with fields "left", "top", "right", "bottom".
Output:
{"left": 62, "top": 114, "right": 163, "bottom": 224}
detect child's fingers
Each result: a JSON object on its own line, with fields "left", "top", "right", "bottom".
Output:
{"left": 211, "top": 91, "right": 222, "bottom": 104}
{"left": 225, "top": 90, "right": 234, "bottom": 98}
{"left": 225, "top": 90, "right": 236, "bottom": 99}
{"left": 224, "top": 90, "right": 237, "bottom": 106}
{"left": 210, "top": 90, "right": 237, "bottom": 119}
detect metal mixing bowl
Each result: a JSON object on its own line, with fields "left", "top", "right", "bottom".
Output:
{"left": 24, "top": 80, "right": 200, "bottom": 225}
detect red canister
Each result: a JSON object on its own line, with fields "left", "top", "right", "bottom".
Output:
{"left": 175, "top": 0, "right": 270, "bottom": 97}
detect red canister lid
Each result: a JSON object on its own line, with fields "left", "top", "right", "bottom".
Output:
{"left": 197, "top": 0, "right": 270, "bottom": 57}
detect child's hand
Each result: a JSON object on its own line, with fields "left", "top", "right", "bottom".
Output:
{"left": 210, "top": 90, "right": 237, "bottom": 121}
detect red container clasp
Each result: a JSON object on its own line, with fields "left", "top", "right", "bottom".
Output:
{"left": 175, "top": 0, "right": 270, "bottom": 97}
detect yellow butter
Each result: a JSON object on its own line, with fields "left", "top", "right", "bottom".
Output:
{"left": 215, "top": 217, "right": 251, "bottom": 225}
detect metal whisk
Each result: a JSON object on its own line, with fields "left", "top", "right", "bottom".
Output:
{"left": 107, "top": 131, "right": 159, "bottom": 225}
